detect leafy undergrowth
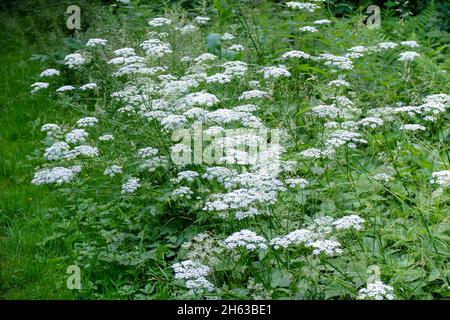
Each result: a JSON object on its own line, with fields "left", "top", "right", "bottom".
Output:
{"left": 0, "top": 0, "right": 449, "bottom": 300}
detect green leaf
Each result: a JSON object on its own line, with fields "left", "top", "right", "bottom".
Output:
{"left": 271, "top": 269, "right": 292, "bottom": 288}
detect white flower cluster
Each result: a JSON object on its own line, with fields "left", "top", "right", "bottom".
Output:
{"left": 40, "top": 68, "right": 60, "bottom": 77}
{"left": 328, "top": 79, "right": 350, "bottom": 87}
{"left": 104, "top": 165, "right": 123, "bottom": 177}
{"left": 181, "top": 91, "right": 220, "bottom": 107}
{"left": 222, "top": 61, "right": 248, "bottom": 77}
{"left": 202, "top": 166, "right": 234, "bottom": 183}
{"left": 270, "top": 229, "right": 315, "bottom": 249}
{"left": 56, "top": 85, "right": 75, "bottom": 92}
{"left": 64, "top": 53, "right": 85, "bottom": 69}
{"left": 332, "top": 215, "right": 365, "bottom": 230}
{"left": 65, "top": 129, "right": 88, "bottom": 144}
{"left": 98, "top": 134, "right": 114, "bottom": 141}
{"left": 64, "top": 145, "right": 99, "bottom": 160}
{"left": 325, "top": 130, "right": 367, "bottom": 149}
{"left": 41, "top": 124, "right": 61, "bottom": 137}
{"left": 309, "top": 239, "right": 343, "bottom": 256}
{"left": 259, "top": 65, "right": 291, "bottom": 79}
{"left": 313, "top": 19, "right": 332, "bottom": 25}
{"left": 172, "top": 260, "right": 214, "bottom": 293}
{"left": 86, "top": 38, "right": 108, "bottom": 47}
{"left": 140, "top": 38, "right": 172, "bottom": 57}
{"left": 299, "top": 147, "right": 323, "bottom": 159}
{"left": 317, "top": 53, "right": 354, "bottom": 70}
{"left": 373, "top": 173, "right": 392, "bottom": 183}
{"left": 400, "top": 124, "right": 426, "bottom": 132}
{"left": 429, "top": 170, "right": 450, "bottom": 188}
{"left": 148, "top": 17, "right": 172, "bottom": 27}
{"left": 137, "top": 147, "right": 158, "bottom": 158}
{"left": 401, "top": 40, "right": 419, "bottom": 48}
{"left": 121, "top": 177, "right": 140, "bottom": 193}
{"left": 228, "top": 44, "right": 245, "bottom": 52}
{"left": 359, "top": 117, "right": 384, "bottom": 128}
{"left": 357, "top": 281, "right": 395, "bottom": 300}
{"left": 399, "top": 51, "right": 420, "bottom": 62}
{"left": 377, "top": 42, "right": 398, "bottom": 50}
{"left": 204, "top": 188, "right": 277, "bottom": 213}
{"left": 194, "top": 16, "right": 211, "bottom": 25}
{"left": 238, "top": 90, "right": 268, "bottom": 100}
{"left": 312, "top": 104, "right": 341, "bottom": 119}
{"left": 77, "top": 117, "right": 98, "bottom": 127}
{"left": 271, "top": 214, "right": 364, "bottom": 255}
{"left": 173, "top": 260, "right": 211, "bottom": 279}
{"left": 44, "top": 141, "right": 70, "bottom": 160}
{"left": 223, "top": 230, "right": 268, "bottom": 251}
{"left": 176, "top": 24, "right": 198, "bottom": 35}
{"left": 32, "top": 165, "right": 81, "bottom": 185}
{"left": 281, "top": 50, "right": 312, "bottom": 60}
{"left": 113, "top": 47, "right": 135, "bottom": 57}
{"left": 299, "top": 26, "right": 318, "bottom": 33}
{"left": 80, "top": 83, "right": 97, "bottom": 91}
{"left": 206, "top": 73, "right": 232, "bottom": 84}
{"left": 172, "top": 186, "right": 193, "bottom": 199}
{"left": 285, "top": 178, "right": 309, "bottom": 188}
{"left": 31, "top": 82, "right": 49, "bottom": 93}
{"left": 172, "top": 170, "right": 199, "bottom": 183}
{"left": 286, "top": 1, "right": 321, "bottom": 12}
{"left": 185, "top": 277, "right": 215, "bottom": 293}
{"left": 161, "top": 115, "right": 188, "bottom": 130}
{"left": 221, "top": 32, "right": 235, "bottom": 41}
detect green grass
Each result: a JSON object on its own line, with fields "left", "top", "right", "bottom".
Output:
{"left": 0, "top": 4, "right": 79, "bottom": 299}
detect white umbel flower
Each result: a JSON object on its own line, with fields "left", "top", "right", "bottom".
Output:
{"left": 400, "top": 40, "right": 419, "bottom": 48}
{"left": 195, "top": 16, "right": 211, "bottom": 25}
{"left": 287, "top": 1, "right": 320, "bottom": 12}
{"left": 148, "top": 17, "right": 172, "bottom": 27}
{"left": 172, "top": 260, "right": 211, "bottom": 280}
{"left": 430, "top": 170, "right": 450, "bottom": 188}
{"left": 399, "top": 51, "right": 420, "bottom": 62}
{"left": 77, "top": 117, "right": 98, "bottom": 127}
{"left": 238, "top": 90, "right": 268, "bottom": 100}
{"left": 281, "top": 50, "right": 312, "bottom": 60}
{"left": 332, "top": 215, "right": 365, "bottom": 230}
{"left": 307, "top": 239, "right": 343, "bottom": 256}
{"left": 104, "top": 165, "right": 123, "bottom": 177}
{"left": 64, "top": 53, "right": 85, "bottom": 68}
{"left": 121, "top": 177, "right": 140, "bottom": 193}
{"left": 357, "top": 281, "right": 395, "bottom": 300}
{"left": 223, "top": 230, "right": 267, "bottom": 251}
{"left": 299, "top": 26, "right": 318, "bottom": 33}
{"left": 40, "top": 69, "right": 60, "bottom": 77}
{"left": 79, "top": 83, "right": 97, "bottom": 91}
{"left": 56, "top": 85, "right": 76, "bottom": 92}
{"left": 172, "top": 186, "right": 194, "bottom": 199}
{"left": 31, "top": 82, "right": 49, "bottom": 93}
{"left": 98, "top": 134, "right": 114, "bottom": 141}
{"left": 86, "top": 38, "right": 108, "bottom": 47}
{"left": 65, "top": 129, "right": 88, "bottom": 144}
{"left": 259, "top": 66, "right": 291, "bottom": 79}
{"left": 400, "top": 124, "right": 425, "bottom": 131}
{"left": 44, "top": 141, "right": 70, "bottom": 160}
{"left": 32, "top": 166, "right": 81, "bottom": 185}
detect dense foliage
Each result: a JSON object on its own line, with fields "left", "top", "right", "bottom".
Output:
{"left": 0, "top": 0, "right": 448, "bottom": 299}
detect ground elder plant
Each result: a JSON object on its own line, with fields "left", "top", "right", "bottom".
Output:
{"left": 1, "top": 0, "right": 448, "bottom": 300}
